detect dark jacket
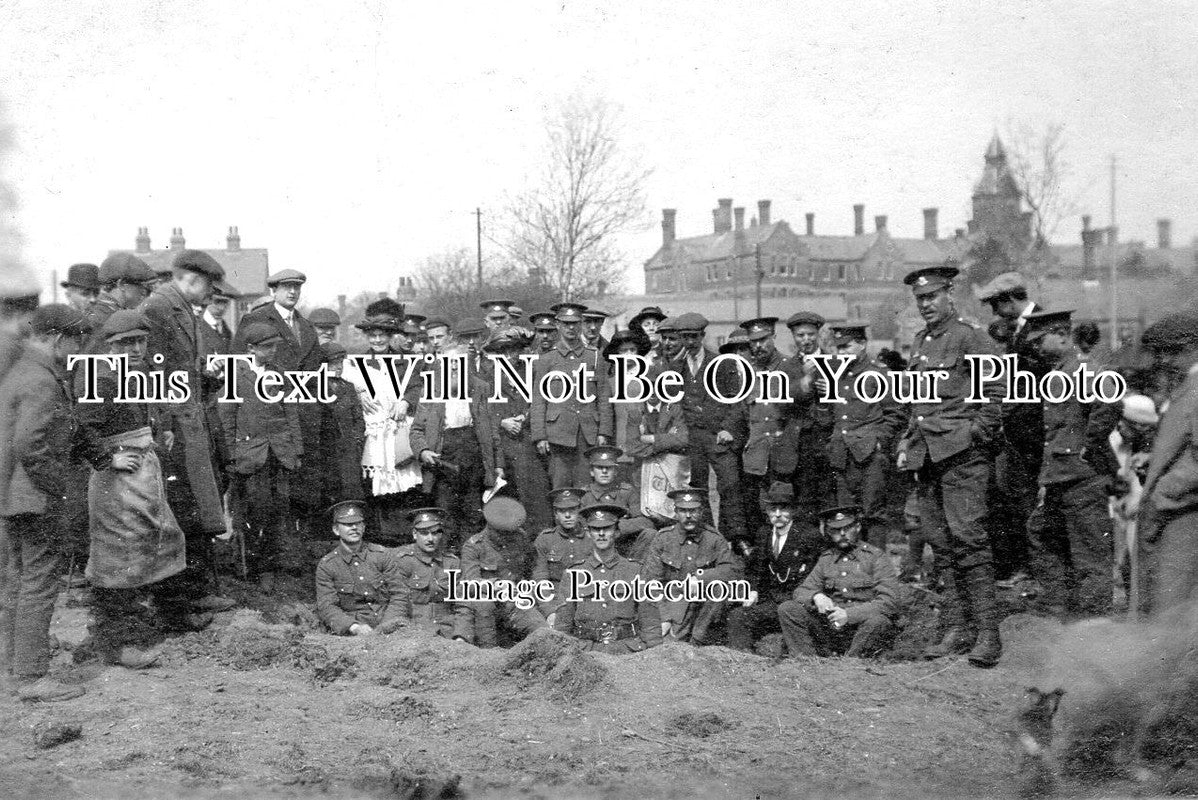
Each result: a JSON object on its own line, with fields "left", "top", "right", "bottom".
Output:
{"left": 553, "top": 553, "right": 663, "bottom": 654}
{"left": 0, "top": 345, "right": 75, "bottom": 517}
{"left": 320, "top": 375, "right": 366, "bottom": 503}
{"left": 409, "top": 374, "right": 502, "bottom": 490}
{"left": 1038, "top": 352, "right": 1120, "bottom": 486}
{"left": 826, "top": 356, "right": 907, "bottom": 470}
{"left": 233, "top": 303, "right": 321, "bottom": 373}
{"left": 745, "top": 522, "right": 825, "bottom": 605}
{"left": 792, "top": 541, "right": 905, "bottom": 624}
{"left": 675, "top": 348, "right": 744, "bottom": 438}
{"left": 217, "top": 361, "right": 303, "bottom": 474}
{"left": 530, "top": 341, "right": 613, "bottom": 447}
{"left": 315, "top": 542, "right": 405, "bottom": 634}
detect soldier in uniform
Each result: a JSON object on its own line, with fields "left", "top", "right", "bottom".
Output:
{"left": 553, "top": 503, "right": 663, "bottom": 654}
{"left": 977, "top": 272, "right": 1046, "bottom": 586}
{"left": 460, "top": 497, "right": 547, "bottom": 647}
{"left": 826, "top": 321, "right": 907, "bottom": 547}
{"left": 309, "top": 307, "right": 341, "bottom": 346}
{"left": 481, "top": 299, "right": 515, "bottom": 333}
{"left": 315, "top": 500, "right": 405, "bottom": 636}
{"left": 0, "top": 305, "right": 91, "bottom": 702}
{"left": 727, "top": 483, "right": 825, "bottom": 653}
{"left": 642, "top": 487, "right": 739, "bottom": 645}
{"left": 673, "top": 312, "right": 748, "bottom": 545}
{"left": 532, "top": 488, "right": 591, "bottom": 625}
{"left": 424, "top": 317, "right": 452, "bottom": 355}
{"left": 392, "top": 507, "right": 472, "bottom": 641}
{"left": 529, "top": 311, "right": 558, "bottom": 354}
{"left": 530, "top": 302, "right": 613, "bottom": 488}
{"left": 577, "top": 445, "right": 657, "bottom": 560}
{"left": 582, "top": 307, "right": 610, "bottom": 352}
{"left": 784, "top": 310, "right": 835, "bottom": 515}
{"left": 60, "top": 263, "right": 100, "bottom": 312}
{"left": 777, "top": 505, "right": 904, "bottom": 659}
{"left": 1022, "top": 310, "right": 1120, "bottom": 617}
{"left": 896, "top": 264, "right": 1005, "bottom": 668}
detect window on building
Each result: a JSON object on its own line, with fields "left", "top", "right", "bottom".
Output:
{"left": 837, "top": 264, "right": 846, "bottom": 282}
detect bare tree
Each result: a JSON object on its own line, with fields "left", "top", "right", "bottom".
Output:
{"left": 502, "top": 92, "right": 650, "bottom": 301}
{"left": 1003, "top": 120, "right": 1086, "bottom": 246}
{"left": 410, "top": 246, "right": 566, "bottom": 322}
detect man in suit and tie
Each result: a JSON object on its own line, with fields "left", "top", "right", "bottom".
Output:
{"left": 234, "top": 269, "right": 323, "bottom": 566}
{"left": 727, "top": 483, "right": 825, "bottom": 653}
{"left": 200, "top": 281, "right": 236, "bottom": 354}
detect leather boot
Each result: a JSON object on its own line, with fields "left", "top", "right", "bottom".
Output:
{"left": 922, "top": 626, "right": 976, "bottom": 659}
{"left": 966, "top": 564, "right": 1003, "bottom": 668}
{"left": 968, "top": 629, "right": 1003, "bottom": 668}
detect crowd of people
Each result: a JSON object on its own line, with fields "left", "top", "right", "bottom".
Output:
{"left": 1, "top": 247, "right": 1193, "bottom": 706}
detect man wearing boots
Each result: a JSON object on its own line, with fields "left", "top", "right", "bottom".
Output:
{"left": 897, "top": 264, "right": 1005, "bottom": 668}
{"left": 777, "top": 505, "right": 903, "bottom": 659}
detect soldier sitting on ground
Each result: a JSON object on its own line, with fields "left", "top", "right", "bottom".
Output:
{"left": 392, "top": 507, "right": 472, "bottom": 642}
{"left": 460, "top": 497, "right": 547, "bottom": 647}
{"left": 314, "top": 500, "right": 405, "bottom": 636}
{"left": 532, "top": 488, "right": 591, "bottom": 627}
{"left": 578, "top": 445, "right": 657, "bottom": 560}
{"left": 553, "top": 504, "right": 663, "bottom": 654}
{"left": 777, "top": 505, "right": 905, "bottom": 659}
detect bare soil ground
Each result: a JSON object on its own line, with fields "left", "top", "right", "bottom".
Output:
{"left": 0, "top": 580, "right": 1050, "bottom": 800}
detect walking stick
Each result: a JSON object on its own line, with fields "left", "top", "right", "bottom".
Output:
{"left": 1127, "top": 518, "right": 1139, "bottom": 622}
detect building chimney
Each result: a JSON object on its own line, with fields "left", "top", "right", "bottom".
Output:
{"left": 169, "top": 227, "right": 185, "bottom": 251}
{"left": 1158, "top": 218, "right": 1172, "bottom": 250}
{"left": 853, "top": 204, "right": 864, "bottom": 235}
{"left": 135, "top": 226, "right": 150, "bottom": 253}
{"left": 874, "top": 215, "right": 888, "bottom": 232}
{"left": 226, "top": 225, "right": 241, "bottom": 251}
{"left": 922, "top": 208, "right": 938, "bottom": 241}
{"left": 714, "top": 198, "right": 733, "bottom": 234}
{"left": 662, "top": 209, "right": 676, "bottom": 247}
{"left": 757, "top": 199, "right": 771, "bottom": 227}
{"left": 805, "top": 213, "right": 815, "bottom": 236}
{"left": 733, "top": 206, "right": 745, "bottom": 232}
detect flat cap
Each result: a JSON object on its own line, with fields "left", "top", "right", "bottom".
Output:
{"left": 630, "top": 306, "right": 667, "bottom": 327}
{"left": 903, "top": 265, "right": 958, "bottom": 297}
{"left": 173, "top": 250, "right": 225, "bottom": 280}
{"left": 330, "top": 500, "right": 366, "bottom": 524}
{"left": 786, "top": 311, "right": 825, "bottom": 329}
{"left": 483, "top": 497, "right": 527, "bottom": 533}
{"left": 718, "top": 329, "right": 750, "bottom": 354}
{"left": 668, "top": 487, "right": 707, "bottom": 508}
{"left": 424, "top": 316, "right": 451, "bottom": 332}
{"left": 530, "top": 311, "right": 557, "bottom": 330}
{"left": 976, "top": 271, "right": 1027, "bottom": 302}
{"left": 673, "top": 312, "right": 708, "bottom": 332}
{"left": 241, "top": 321, "right": 283, "bottom": 346}
{"left": 452, "top": 317, "right": 489, "bottom": 337}
{"left": 831, "top": 321, "right": 870, "bottom": 344}
{"left": 61, "top": 263, "right": 100, "bottom": 291}
{"left": 212, "top": 280, "right": 238, "bottom": 300}
{"left": 99, "top": 253, "right": 155, "bottom": 285}
{"left": 582, "top": 307, "right": 610, "bottom": 321}
{"left": 584, "top": 445, "right": 623, "bottom": 467}
{"left": 267, "top": 269, "right": 306, "bottom": 287}
{"left": 100, "top": 309, "right": 150, "bottom": 342}
{"left": 548, "top": 487, "right": 585, "bottom": 509}
{"left": 763, "top": 481, "right": 796, "bottom": 505}
{"left": 739, "top": 316, "right": 778, "bottom": 342}
{"left": 408, "top": 506, "right": 447, "bottom": 531}
{"left": 819, "top": 504, "right": 862, "bottom": 529}
{"left": 320, "top": 341, "right": 348, "bottom": 361}
{"left": 656, "top": 317, "right": 678, "bottom": 333}
{"left": 29, "top": 304, "right": 91, "bottom": 337}
{"left": 1022, "top": 309, "right": 1074, "bottom": 342}
{"left": 551, "top": 302, "right": 587, "bottom": 323}
{"left": 309, "top": 308, "right": 341, "bottom": 326}
{"left": 580, "top": 503, "right": 625, "bottom": 528}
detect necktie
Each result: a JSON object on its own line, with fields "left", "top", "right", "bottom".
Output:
{"left": 288, "top": 314, "right": 299, "bottom": 339}
{"left": 773, "top": 532, "right": 783, "bottom": 557}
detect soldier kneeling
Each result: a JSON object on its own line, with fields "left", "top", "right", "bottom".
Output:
{"left": 554, "top": 504, "right": 662, "bottom": 654}
{"left": 777, "top": 505, "right": 904, "bottom": 658}
{"left": 392, "top": 507, "right": 472, "bottom": 643}
{"left": 315, "top": 500, "right": 405, "bottom": 636}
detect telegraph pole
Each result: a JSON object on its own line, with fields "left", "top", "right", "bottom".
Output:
{"left": 1108, "top": 156, "right": 1118, "bottom": 350}
{"left": 754, "top": 244, "right": 764, "bottom": 318}
{"left": 474, "top": 207, "right": 483, "bottom": 290}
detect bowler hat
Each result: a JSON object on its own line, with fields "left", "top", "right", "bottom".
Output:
{"left": 763, "top": 482, "right": 795, "bottom": 505}
{"left": 61, "top": 263, "right": 100, "bottom": 291}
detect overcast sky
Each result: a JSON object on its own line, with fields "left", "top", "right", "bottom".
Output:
{"left": 1, "top": 0, "right": 1195, "bottom": 304}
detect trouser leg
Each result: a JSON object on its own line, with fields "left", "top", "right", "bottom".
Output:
{"left": 1062, "top": 476, "right": 1114, "bottom": 616}
{"left": 990, "top": 445, "right": 1037, "bottom": 578}
{"left": 684, "top": 600, "right": 727, "bottom": 645}
{"left": 727, "top": 601, "right": 779, "bottom": 651}
{"left": 709, "top": 449, "right": 745, "bottom": 545}
{"left": 0, "top": 520, "right": 17, "bottom": 675}
{"left": 935, "top": 452, "right": 997, "bottom": 631}
{"left": 844, "top": 614, "right": 897, "bottom": 658}
{"left": 4, "top": 514, "right": 61, "bottom": 679}
{"left": 1027, "top": 489, "right": 1070, "bottom": 610}
{"left": 777, "top": 600, "right": 820, "bottom": 656}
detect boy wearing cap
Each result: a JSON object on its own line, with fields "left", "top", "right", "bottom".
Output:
{"left": 642, "top": 487, "right": 738, "bottom": 644}
{"left": 777, "top": 505, "right": 903, "bottom": 659}
{"left": 0, "top": 305, "right": 91, "bottom": 701}
{"left": 532, "top": 488, "right": 591, "bottom": 624}
{"left": 727, "top": 483, "right": 825, "bottom": 653}
{"left": 317, "top": 342, "right": 366, "bottom": 510}
{"left": 553, "top": 503, "right": 663, "bottom": 654}
{"left": 392, "top": 507, "right": 472, "bottom": 641}
{"left": 316, "top": 500, "right": 405, "bottom": 635}
{"left": 1022, "top": 310, "right": 1120, "bottom": 618}
{"left": 76, "top": 309, "right": 187, "bottom": 667}
{"left": 898, "top": 264, "right": 1005, "bottom": 667}
{"left": 218, "top": 322, "right": 304, "bottom": 588}
{"left": 825, "top": 322, "right": 906, "bottom": 548}
{"left": 460, "top": 497, "right": 547, "bottom": 647}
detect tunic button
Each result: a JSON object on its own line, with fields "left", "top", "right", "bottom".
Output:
{"left": 841, "top": 572, "right": 847, "bottom": 576}
{"left": 841, "top": 415, "right": 847, "bottom": 420}
{"left": 917, "top": 416, "right": 923, "bottom": 421}
{"left": 842, "top": 430, "right": 847, "bottom": 434}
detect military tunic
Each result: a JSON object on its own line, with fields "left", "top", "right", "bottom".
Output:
{"left": 314, "top": 543, "right": 404, "bottom": 634}
{"left": 460, "top": 527, "right": 546, "bottom": 646}
{"left": 530, "top": 340, "right": 614, "bottom": 487}
{"left": 579, "top": 480, "right": 657, "bottom": 558}
{"left": 392, "top": 544, "right": 472, "bottom": 640}
{"left": 532, "top": 525, "right": 591, "bottom": 616}
{"left": 553, "top": 553, "right": 662, "bottom": 654}
{"left": 642, "top": 523, "right": 738, "bottom": 643}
